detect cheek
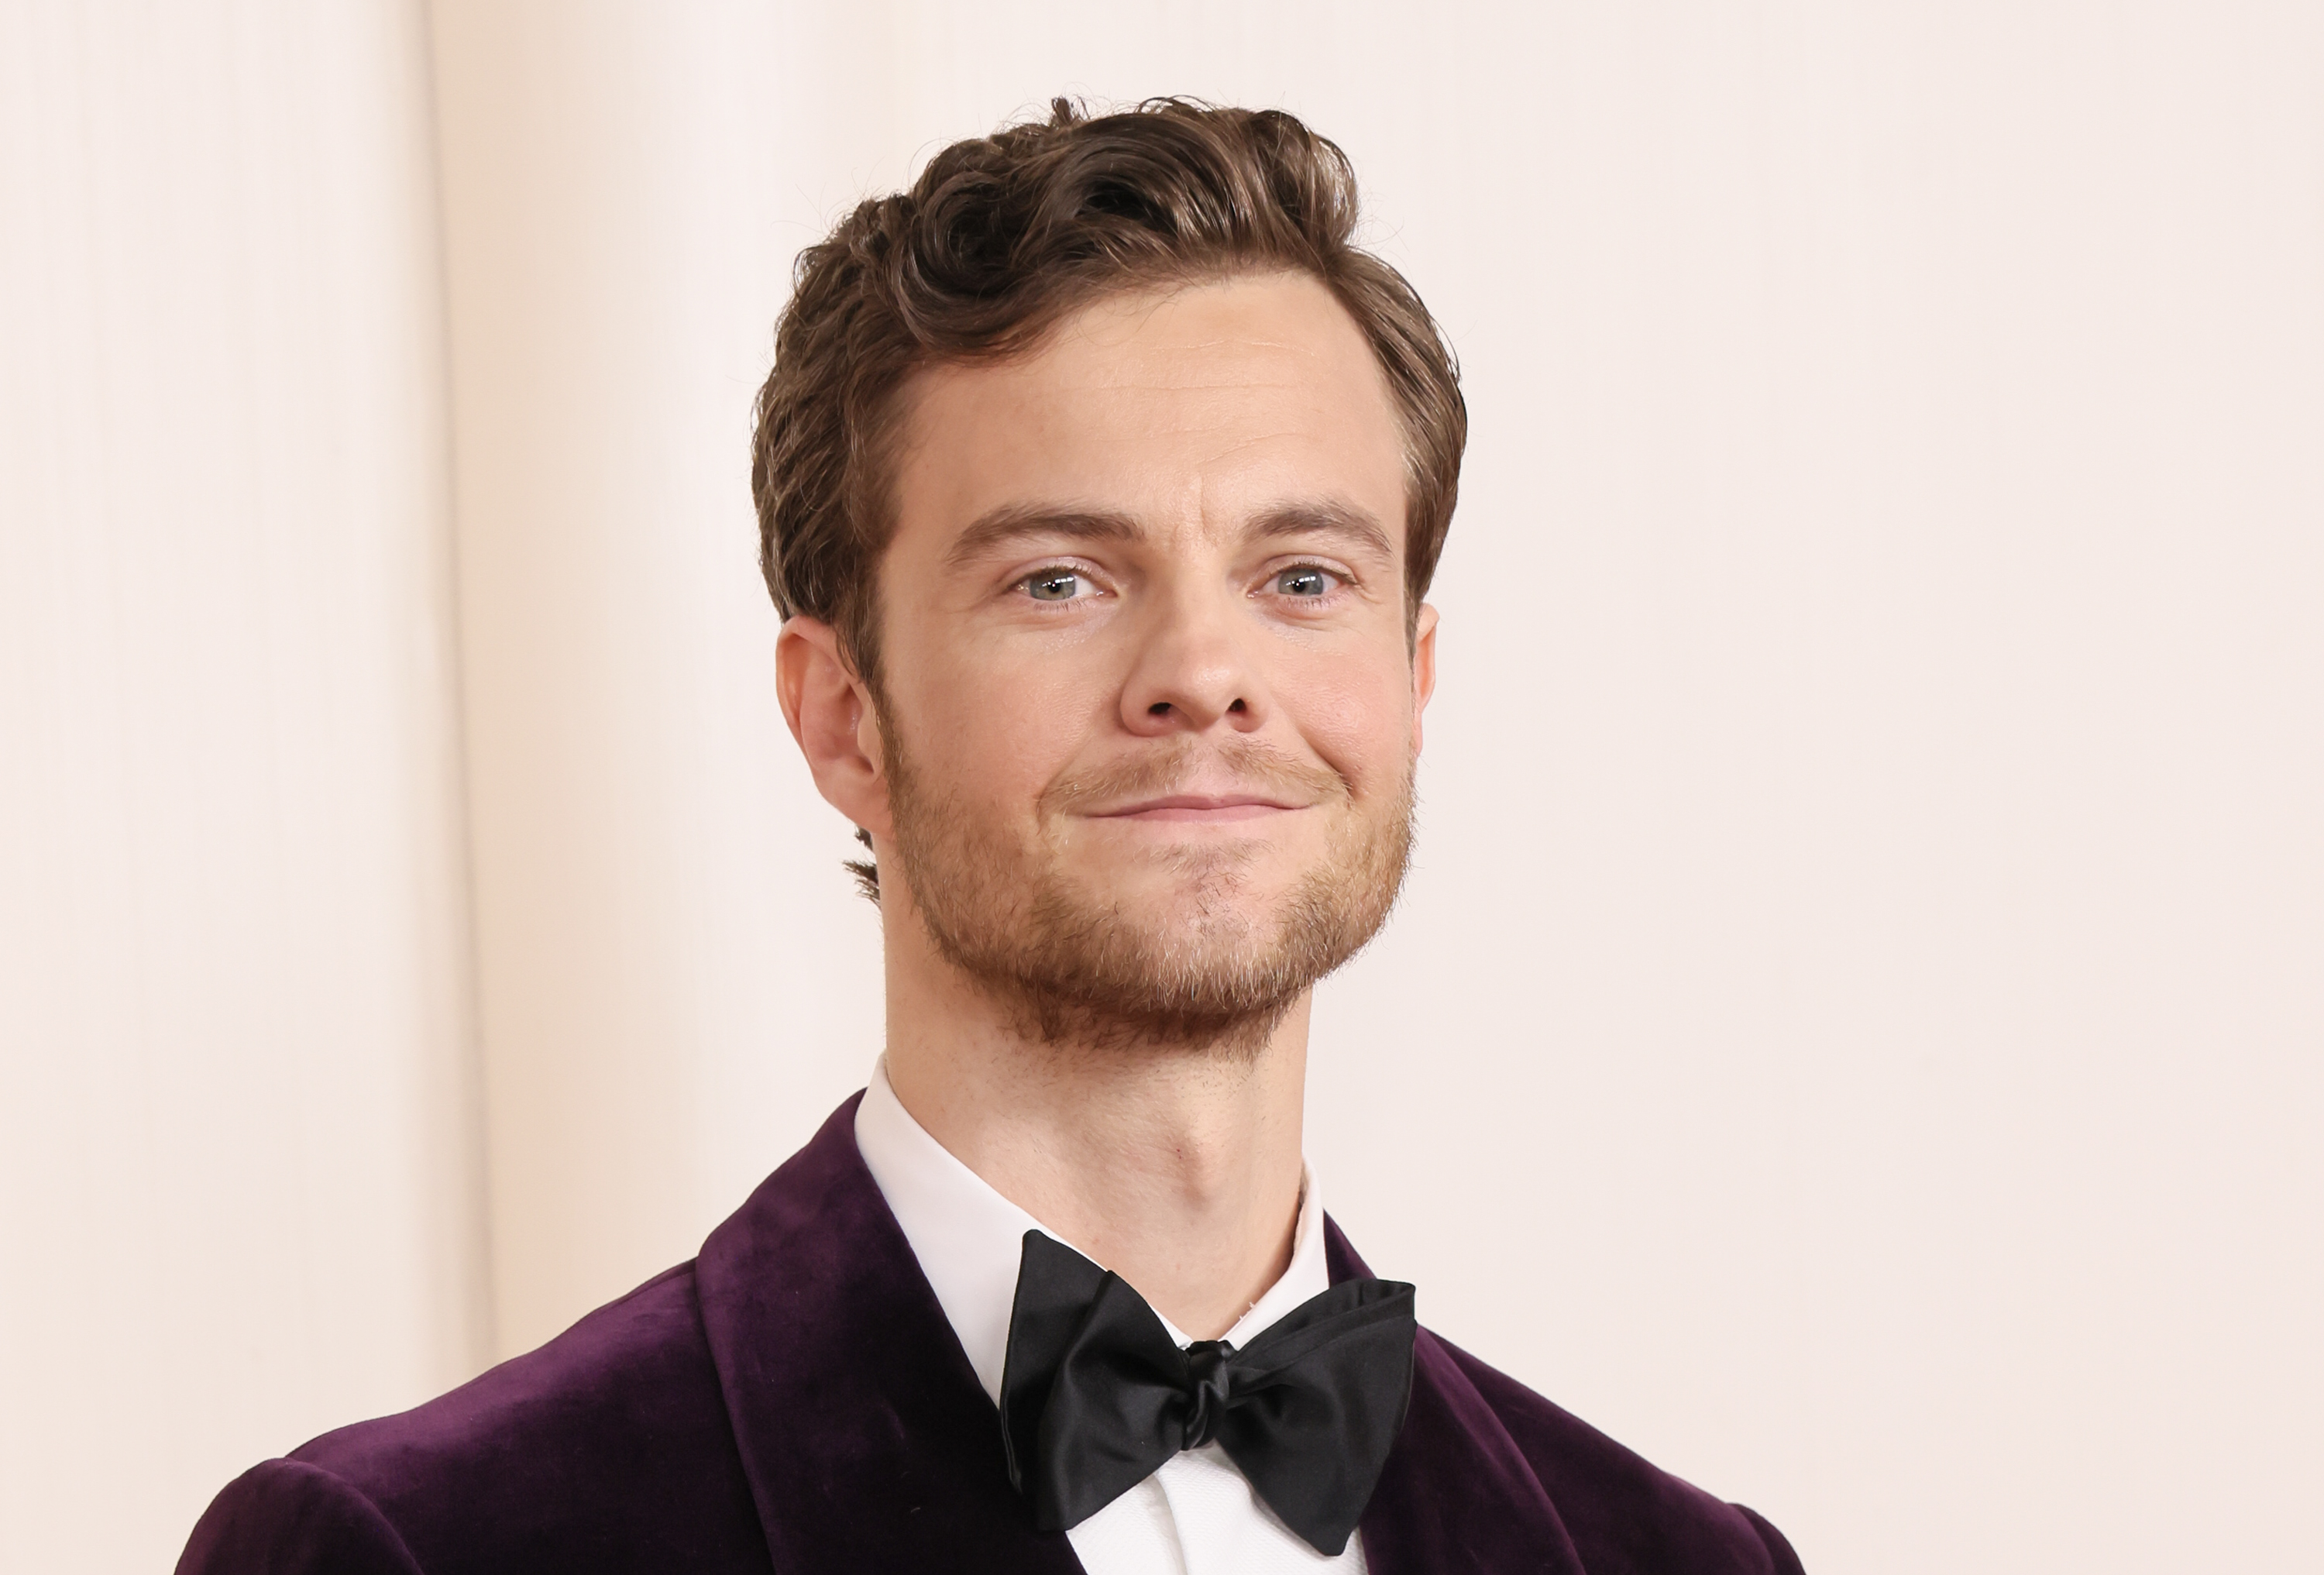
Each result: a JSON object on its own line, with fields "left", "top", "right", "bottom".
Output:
{"left": 1281, "top": 647, "right": 1414, "bottom": 796}
{"left": 896, "top": 632, "right": 1115, "bottom": 808}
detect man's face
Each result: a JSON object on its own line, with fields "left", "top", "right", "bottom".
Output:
{"left": 867, "top": 270, "right": 1439, "bottom": 1045}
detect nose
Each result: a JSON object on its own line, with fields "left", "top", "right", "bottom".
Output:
{"left": 1119, "top": 580, "right": 1268, "bottom": 737}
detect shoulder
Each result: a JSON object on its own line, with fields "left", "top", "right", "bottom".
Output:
{"left": 177, "top": 1458, "right": 422, "bottom": 1575}
{"left": 292, "top": 1263, "right": 730, "bottom": 1498}
{"left": 1429, "top": 1331, "right": 1805, "bottom": 1575}
{"left": 182, "top": 1262, "right": 769, "bottom": 1575}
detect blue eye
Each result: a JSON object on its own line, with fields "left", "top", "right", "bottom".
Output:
{"left": 1026, "top": 572, "right": 1080, "bottom": 601}
{"left": 1276, "top": 568, "right": 1332, "bottom": 597}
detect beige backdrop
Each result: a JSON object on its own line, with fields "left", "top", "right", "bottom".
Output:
{"left": 4, "top": 2, "right": 2319, "bottom": 1570}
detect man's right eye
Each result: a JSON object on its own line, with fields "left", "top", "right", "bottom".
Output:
{"left": 1023, "top": 571, "right": 1081, "bottom": 602}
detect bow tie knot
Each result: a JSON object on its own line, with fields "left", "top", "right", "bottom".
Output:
{"left": 1179, "top": 1339, "right": 1235, "bottom": 1449}
{"left": 999, "top": 1229, "right": 1417, "bottom": 1557}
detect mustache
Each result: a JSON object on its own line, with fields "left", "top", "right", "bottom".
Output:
{"left": 1039, "top": 738, "right": 1350, "bottom": 815}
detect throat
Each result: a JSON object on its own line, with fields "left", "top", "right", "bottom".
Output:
{"left": 880, "top": 982, "right": 1315, "bottom": 1340}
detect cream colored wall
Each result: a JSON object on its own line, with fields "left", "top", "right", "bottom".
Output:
{"left": 424, "top": 0, "right": 889, "bottom": 1364}
{"left": 2, "top": 3, "right": 2318, "bottom": 1572}
{"left": 0, "top": 3, "right": 489, "bottom": 1570}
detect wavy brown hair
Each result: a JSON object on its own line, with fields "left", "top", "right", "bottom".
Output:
{"left": 750, "top": 97, "right": 1466, "bottom": 695}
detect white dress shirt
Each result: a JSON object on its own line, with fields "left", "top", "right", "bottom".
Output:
{"left": 854, "top": 1060, "right": 1369, "bottom": 1575}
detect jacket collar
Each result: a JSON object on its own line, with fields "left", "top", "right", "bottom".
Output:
{"left": 696, "top": 1094, "right": 1086, "bottom": 1574}
{"left": 697, "top": 1092, "right": 1576, "bottom": 1575}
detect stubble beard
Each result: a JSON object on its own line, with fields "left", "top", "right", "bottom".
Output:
{"left": 884, "top": 731, "right": 1415, "bottom": 1057}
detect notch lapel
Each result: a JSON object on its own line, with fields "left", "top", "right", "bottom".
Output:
{"left": 696, "top": 1095, "right": 1087, "bottom": 1575}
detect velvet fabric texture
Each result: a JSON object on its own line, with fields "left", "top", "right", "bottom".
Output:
{"left": 179, "top": 1096, "right": 1805, "bottom": 1574}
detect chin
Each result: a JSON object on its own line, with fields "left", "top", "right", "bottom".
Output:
{"left": 1099, "top": 861, "right": 1307, "bottom": 924}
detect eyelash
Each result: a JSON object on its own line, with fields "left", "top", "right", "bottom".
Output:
{"left": 1269, "top": 561, "right": 1349, "bottom": 599}
{"left": 1015, "top": 562, "right": 1102, "bottom": 603}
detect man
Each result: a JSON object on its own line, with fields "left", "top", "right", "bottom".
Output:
{"left": 180, "top": 100, "right": 1801, "bottom": 1574}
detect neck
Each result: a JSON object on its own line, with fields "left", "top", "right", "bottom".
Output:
{"left": 879, "top": 895, "right": 1310, "bottom": 1341}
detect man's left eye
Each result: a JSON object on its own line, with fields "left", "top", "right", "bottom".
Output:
{"left": 1274, "top": 567, "right": 1336, "bottom": 597}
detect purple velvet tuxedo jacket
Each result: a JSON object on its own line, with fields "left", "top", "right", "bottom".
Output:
{"left": 180, "top": 1096, "right": 1802, "bottom": 1575}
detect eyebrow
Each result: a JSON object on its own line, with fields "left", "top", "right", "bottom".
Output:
{"left": 1243, "top": 500, "right": 1397, "bottom": 562}
{"left": 942, "top": 504, "right": 1145, "bottom": 569}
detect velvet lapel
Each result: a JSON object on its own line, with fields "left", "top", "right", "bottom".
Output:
{"left": 1329, "top": 1221, "right": 1587, "bottom": 1575}
{"left": 696, "top": 1095, "right": 1087, "bottom": 1575}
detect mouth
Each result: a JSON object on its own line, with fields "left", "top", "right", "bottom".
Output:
{"left": 1091, "top": 793, "right": 1308, "bottom": 824}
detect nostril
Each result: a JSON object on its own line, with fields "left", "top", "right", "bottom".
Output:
{"left": 1227, "top": 698, "right": 1247, "bottom": 714}
{"left": 1148, "top": 701, "right": 1172, "bottom": 716}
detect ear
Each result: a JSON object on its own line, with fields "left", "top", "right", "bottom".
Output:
{"left": 776, "top": 616, "right": 893, "bottom": 838}
{"left": 1410, "top": 601, "right": 1440, "bottom": 757}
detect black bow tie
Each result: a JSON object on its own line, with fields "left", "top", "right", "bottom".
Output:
{"left": 998, "top": 1229, "right": 1417, "bottom": 1557}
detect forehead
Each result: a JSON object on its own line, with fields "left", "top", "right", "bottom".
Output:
{"left": 889, "top": 272, "right": 1408, "bottom": 551}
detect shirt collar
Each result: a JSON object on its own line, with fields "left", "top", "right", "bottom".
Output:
{"left": 854, "top": 1057, "right": 1335, "bottom": 1406}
